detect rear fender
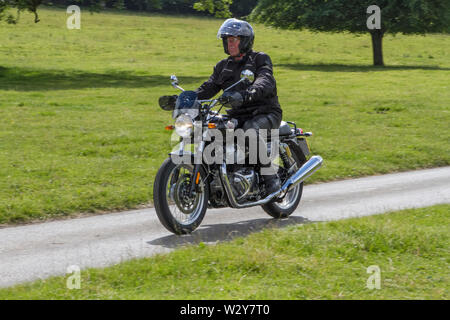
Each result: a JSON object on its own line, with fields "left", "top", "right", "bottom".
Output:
{"left": 283, "top": 137, "right": 310, "bottom": 165}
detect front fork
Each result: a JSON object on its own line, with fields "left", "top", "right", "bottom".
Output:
{"left": 189, "top": 140, "right": 206, "bottom": 196}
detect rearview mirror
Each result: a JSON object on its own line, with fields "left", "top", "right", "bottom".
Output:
{"left": 170, "top": 75, "right": 185, "bottom": 92}
{"left": 223, "top": 69, "right": 255, "bottom": 92}
{"left": 170, "top": 75, "right": 179, "bottom": 87}
{"left": 240, "top": 69, "right": 254, "bottom": 83}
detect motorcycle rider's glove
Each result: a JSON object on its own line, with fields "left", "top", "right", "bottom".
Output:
{"left": 218, "top": 91, "right": 244, "bottom": 109}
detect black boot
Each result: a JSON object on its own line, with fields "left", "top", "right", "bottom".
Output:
{"left": 262, "top": 173, "right": 280, "bottom": 196}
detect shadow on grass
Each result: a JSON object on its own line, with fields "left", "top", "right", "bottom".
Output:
{"left": 276, "top": 63, "right": 450, "bottom": 72}
{"left": 148, "top": 216, "right": 312, "bottom": 249}
{"left": 0, "top": 66, "right": 205, "bottom": 91}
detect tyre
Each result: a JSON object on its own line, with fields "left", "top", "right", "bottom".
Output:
{"left": 261, "top": 149, "right": 304, "bottom": 219}
{"left": 153, "top": 158, "right": 209, "bottom": 235}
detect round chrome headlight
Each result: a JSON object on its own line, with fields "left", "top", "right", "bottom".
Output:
{"left": 175, "top": 114, "right": 194, "bottom": 138}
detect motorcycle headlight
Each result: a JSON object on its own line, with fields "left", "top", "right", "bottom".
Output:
{"left": 175, "top": 114, "right": 194, "bottom": 138}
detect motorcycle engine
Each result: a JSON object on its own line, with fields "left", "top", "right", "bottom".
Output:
{"left": 230, "top": 167, "right": 259, "bottom": 201}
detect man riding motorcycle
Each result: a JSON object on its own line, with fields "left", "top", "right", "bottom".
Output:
{"left": 195, "top": 18, "right": 282, "bottom": 195}
{"left": 154, "top": 18, "right": 323, "bottom": 235}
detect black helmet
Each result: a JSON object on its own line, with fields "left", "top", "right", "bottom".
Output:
{"left": 217, "top": 18, "right": 254, "bottom": 55}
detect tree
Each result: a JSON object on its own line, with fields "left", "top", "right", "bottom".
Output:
{"left": 193, "top": 0, "right": 233, "bottom": 18}
{"left": 251, "top": 0, "right": 450, "bottom": 66}
{"left": 230, "top": 0, "right": 258, "bottom": 18}
{"left": 0, "top": 0, "right": 43, "bottom": 23}
{"left": 193, "top": 0, "right": 259, "bottom": 18}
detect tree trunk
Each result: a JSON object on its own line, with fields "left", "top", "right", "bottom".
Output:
{"left": 370, "top": 30, "right": 384, "bottom": 66}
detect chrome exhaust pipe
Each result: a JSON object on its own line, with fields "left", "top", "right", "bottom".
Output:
{"left": 220, "top": 155, "right": 323, "bottom": 209}
{"left": 279, "top": 155, "right": 323, "bottom": 193}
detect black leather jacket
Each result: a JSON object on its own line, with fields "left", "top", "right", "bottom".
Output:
{"left": 196, "top": 51, "right": 282, "bottom": 122}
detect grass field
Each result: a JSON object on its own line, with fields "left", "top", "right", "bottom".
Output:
{"left": 1, "top": 205, "right": 448, "bottom": 299}
{"left": 0, "top": 7, "right": 449, "bottom": 224}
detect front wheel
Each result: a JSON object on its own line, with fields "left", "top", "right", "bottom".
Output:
{"left": 153, "top": 158, "right": 209, "bottom": 235}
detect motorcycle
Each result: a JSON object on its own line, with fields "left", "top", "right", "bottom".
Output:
{"left": 154, "top": 70, "right": 323, "bottom": 235}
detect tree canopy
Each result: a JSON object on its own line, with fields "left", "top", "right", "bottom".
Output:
{"left": 194, "top": 0, "right": 257, "bottom": 17}
{"left": 252, "top": 0, "right": 450, "bottom": 34}
{"left": 251, "top": 0, "right": 450, "bottom": 65}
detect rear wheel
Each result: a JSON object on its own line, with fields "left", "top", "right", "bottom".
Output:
{"left": 261, "top": 150, "right": 304, "bottom": 219}
{"left": 153, "top": 158, "right": 209, "bottom": 235}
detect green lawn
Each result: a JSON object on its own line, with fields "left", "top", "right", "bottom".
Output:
{"left": 1, "top": 205, "right": 448, "bottom": 299}
{"left": 0, "top": 7, "right": 449, "bottom": 224}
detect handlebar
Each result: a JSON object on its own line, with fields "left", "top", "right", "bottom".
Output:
{"left": 199, "top": 98, "right": 229, "bottom": 115}
{"left": 198, "top": 99, "right": 219, "bottom": 105}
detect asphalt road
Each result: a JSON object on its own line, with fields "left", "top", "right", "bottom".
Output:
{"left": 0, "top": 166, "right": 449, "bottom": 288}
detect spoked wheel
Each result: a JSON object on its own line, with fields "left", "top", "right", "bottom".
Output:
{"left": 153, "top": 158, "right": 209, "bottom": 235}
{"left": 262, "top": 152, "right": 304, "bottom": 219}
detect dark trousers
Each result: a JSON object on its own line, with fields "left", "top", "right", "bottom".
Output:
{"left": 236, "top": 113, "right": 281, "bottom": 177}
